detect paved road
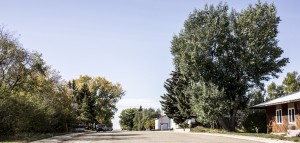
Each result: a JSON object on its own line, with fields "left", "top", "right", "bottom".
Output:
{"left": 62, "top": 131, "right": 264, "bottom": 143}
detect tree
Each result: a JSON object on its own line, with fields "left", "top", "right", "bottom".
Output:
{"left": 160, "top": 70, "right": 193, "bottom": 124}
{"left": 71, "top": 75, "right": 125, "bottom": 127}
{"left": 189, "top": 80, "right": 228, "bottom": 129}
{"left": 141, "top": 108, "right": 160, "bottom": 130}
{"left": 170, "top": 2, "right": 288, "bottom": 131}
{"left": 0, "top": 27, "right": 124, "bottom": 136}
{"left": 120, "top": 107, "right": 160, "bottom": 131}
{"left": 267, "top": 71, "right": 300, "bottom": 100}
{"left": 267, "top": 82, "right": 284, "bottom": 100}
{"left": 78, "top": 95, "right": 93, "bottom": 125}
{"left": 0, "top": 27, "right": 76, "bottom": 135}
{"left": 283, "top": 71, "right": 300, "bottom": 94}
{"left": 119, "top": 108, "right": 137, "bottom": 130}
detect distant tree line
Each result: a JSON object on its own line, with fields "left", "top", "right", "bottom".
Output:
{"left": 119, "top": 106, "right": 161, "bottom": 131}
{"left": 160, "top": 2, "right": 289, "bottom": 132}
{"left": 0, "top": 28, "right": 124, "bottom": 136}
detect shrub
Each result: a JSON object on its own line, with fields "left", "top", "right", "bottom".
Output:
{"left": 243, "top": 110, "right": 266, "bottom": 133}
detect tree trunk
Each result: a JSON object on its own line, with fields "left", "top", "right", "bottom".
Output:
{"left": 228, "top": 108, "right": 237, "bottom": 132}
{"left": 228, "top": 96, "right": 239, "bottom": 132}
{"left": 218, "top": 117, "right": 229, "bottom": 131}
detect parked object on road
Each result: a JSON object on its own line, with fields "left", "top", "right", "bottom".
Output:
{"left": 96, "top": 124, "right": 113, "bottom": 132}
{"left": 106, "top": 127, "right": 113, "bottom": 131}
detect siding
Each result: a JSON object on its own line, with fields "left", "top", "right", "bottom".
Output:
{"left": 266, "top": 102, "right": 300, "bottom": 133}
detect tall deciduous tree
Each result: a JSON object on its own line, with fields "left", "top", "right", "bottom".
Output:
{"left": 71, "top": 75, "right": 125, "bottom": 127}
{"left": 170, "top": 2, "right": 288, "bottom": 131}
{"left": 189, "top": 80, "right": 227, "bottom": 129}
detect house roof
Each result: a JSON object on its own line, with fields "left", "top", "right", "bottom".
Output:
{"left": 251, "top": 91, "right": 300, "bottom": 109}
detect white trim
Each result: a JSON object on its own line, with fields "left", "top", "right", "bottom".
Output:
{"left": 276, "top": 109, "right": 282, "bottom": 124}
{"left": 252, "top": 91, "right": 300, "bottom": 108}
{"left": 288, "top": 108, "right": 296, "bottom": 123}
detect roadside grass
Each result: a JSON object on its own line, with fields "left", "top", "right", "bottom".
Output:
{"left": 0, "top": 132, "right": 73, "bottom": 143}
{"left": 191, "top": 126, "right": 300, "bottom": 142}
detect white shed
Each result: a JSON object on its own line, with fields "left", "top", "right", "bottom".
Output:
{"left": 155, "top": 115, "right": 171, "bottom": 130}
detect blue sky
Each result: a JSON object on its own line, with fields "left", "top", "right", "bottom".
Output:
{"left": 1, "top": 0, "right": 299, "bottom": 129}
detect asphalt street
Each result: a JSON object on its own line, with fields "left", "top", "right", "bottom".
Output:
{"left": 32, "top": 131, "right": 295, "bottom": 143}
{"left": 63, "top": 131, "right": 261, "bottom": 143}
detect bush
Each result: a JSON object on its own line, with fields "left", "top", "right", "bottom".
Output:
{"left": 243, "top": 110, "right": 266, "bottom": 133}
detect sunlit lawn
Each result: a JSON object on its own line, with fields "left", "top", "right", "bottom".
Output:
{"left": 191, "top": 126, "right": 300, "bottom": 142}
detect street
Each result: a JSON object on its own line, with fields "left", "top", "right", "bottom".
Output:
{"left": 62, "top": 131, "right": 264, "bottom": 143}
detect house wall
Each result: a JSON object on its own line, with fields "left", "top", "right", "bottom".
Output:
{"left": 266, "top": 102, "right": 300, "bottom": 133}
{"left": 155, "top": 116, "right": 171, "bottom": 130}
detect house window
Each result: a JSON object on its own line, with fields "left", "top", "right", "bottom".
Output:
{"left": 288, "top": 108, "right": 295, "bottom": 123}
{"left": 276, "top": 109, "right": 282, "bottom": 124}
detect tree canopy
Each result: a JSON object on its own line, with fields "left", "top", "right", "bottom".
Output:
{"left": 267, "top": 71, "right": 300, "bottom": 100}
{"left": 164, "top": 2, "right": 288, "bottom": 131}
{"left": 119, "top": 107, "right": 160, "bottom": 131}
{"left": 69, "top": 75, "right": 125, "bottom": 128}
{"left": 0, "top": 27, "right": 125, "bottom": 135}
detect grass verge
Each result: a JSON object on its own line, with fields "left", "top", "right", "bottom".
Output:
{"left": 0, "top": 132, "right": 73, "bottom": 143}
{"left": 191, "top": 126, "right": 300, "bottom": 142}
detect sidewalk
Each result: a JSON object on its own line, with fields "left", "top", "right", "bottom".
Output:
{"left": 189, "top": 132, "right": 296, "bottom": 143}
{"left": 31, "top": 133, "right": 85, "bottom": 143}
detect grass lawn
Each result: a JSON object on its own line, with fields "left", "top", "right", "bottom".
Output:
{"left": 191, "top": 126, "right": 300, "bottom": 142}
{"left": 0, "top": 132, "right": 73, "bottom": 143}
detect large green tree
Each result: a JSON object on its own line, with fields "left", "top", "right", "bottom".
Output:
{"left": 160, "top": 70, "right": 193, "bottom": 124}
{"left": 170, "top": 2, "right": 288, "bottom": 131}
{"left": 0, "top": 28, "right": 76, "bottom": 135}
{"left": 189, "top": 80, "right": 228, "bottom": 129}
{"left": 70, "top": 75, "right": 125, "bottom": 127}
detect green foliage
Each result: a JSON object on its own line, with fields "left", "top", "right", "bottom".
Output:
{"left": 267, "top": 71, "right": 300, "bottom": 100}
{"left": 169, "top": 2, "right": 288, "bottom": 131}
{"left": 0, "top": 27, "right": 124, "bottom": 136}
{"left": 119, "top": 107, "right": 160, "bottom": 131}
{"left": 71, "top": 75, "right": 125, "bottom": 127}
{"left": 0, "top": 28, "right": 76, "bottom": 135}
{"left": 243, "top": 110, "right": 267, "bottom": 133}
{"left": 119, "top": 108, "right": 137, "bottom": 130}
{"left": 160, "top": 70, "right": 193, "bottom": 124}
{"left": 189, "top": 80, "right": 229, "bottom": 129}
{"left": 248, "top": 90, "right": 265, "bottom": 106}
{"left": 78, "top": 95, "right": 93, "bottom": 124}
{"left": 267, "top": 82, "right": 284, "bottom": 100}
{"left": 283, "top": 71, "right": 300, "bottom": 94}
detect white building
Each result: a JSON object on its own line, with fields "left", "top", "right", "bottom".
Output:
{"left": 155, "top": 115, "right": 172, "bottom": 130}
{"left": 155, "top": 115, "right": 195, "bottom": 131}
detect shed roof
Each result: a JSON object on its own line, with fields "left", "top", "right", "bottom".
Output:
{"left": 251, "top": 91, "right": 300, "bottom": 109}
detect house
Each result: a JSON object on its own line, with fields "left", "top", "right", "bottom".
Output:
{"left": 155, "top": 115, "right": 173, "bottom": 130}
{"left": 252, "top": 91, "right": 300, "bottom": 136}
{"left": 154, "top": 115, "right": 195, "bottom": 132}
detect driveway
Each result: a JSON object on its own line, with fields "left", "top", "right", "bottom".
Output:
{"left": 32, "top": 131, "right": 294, "bottom": 143}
